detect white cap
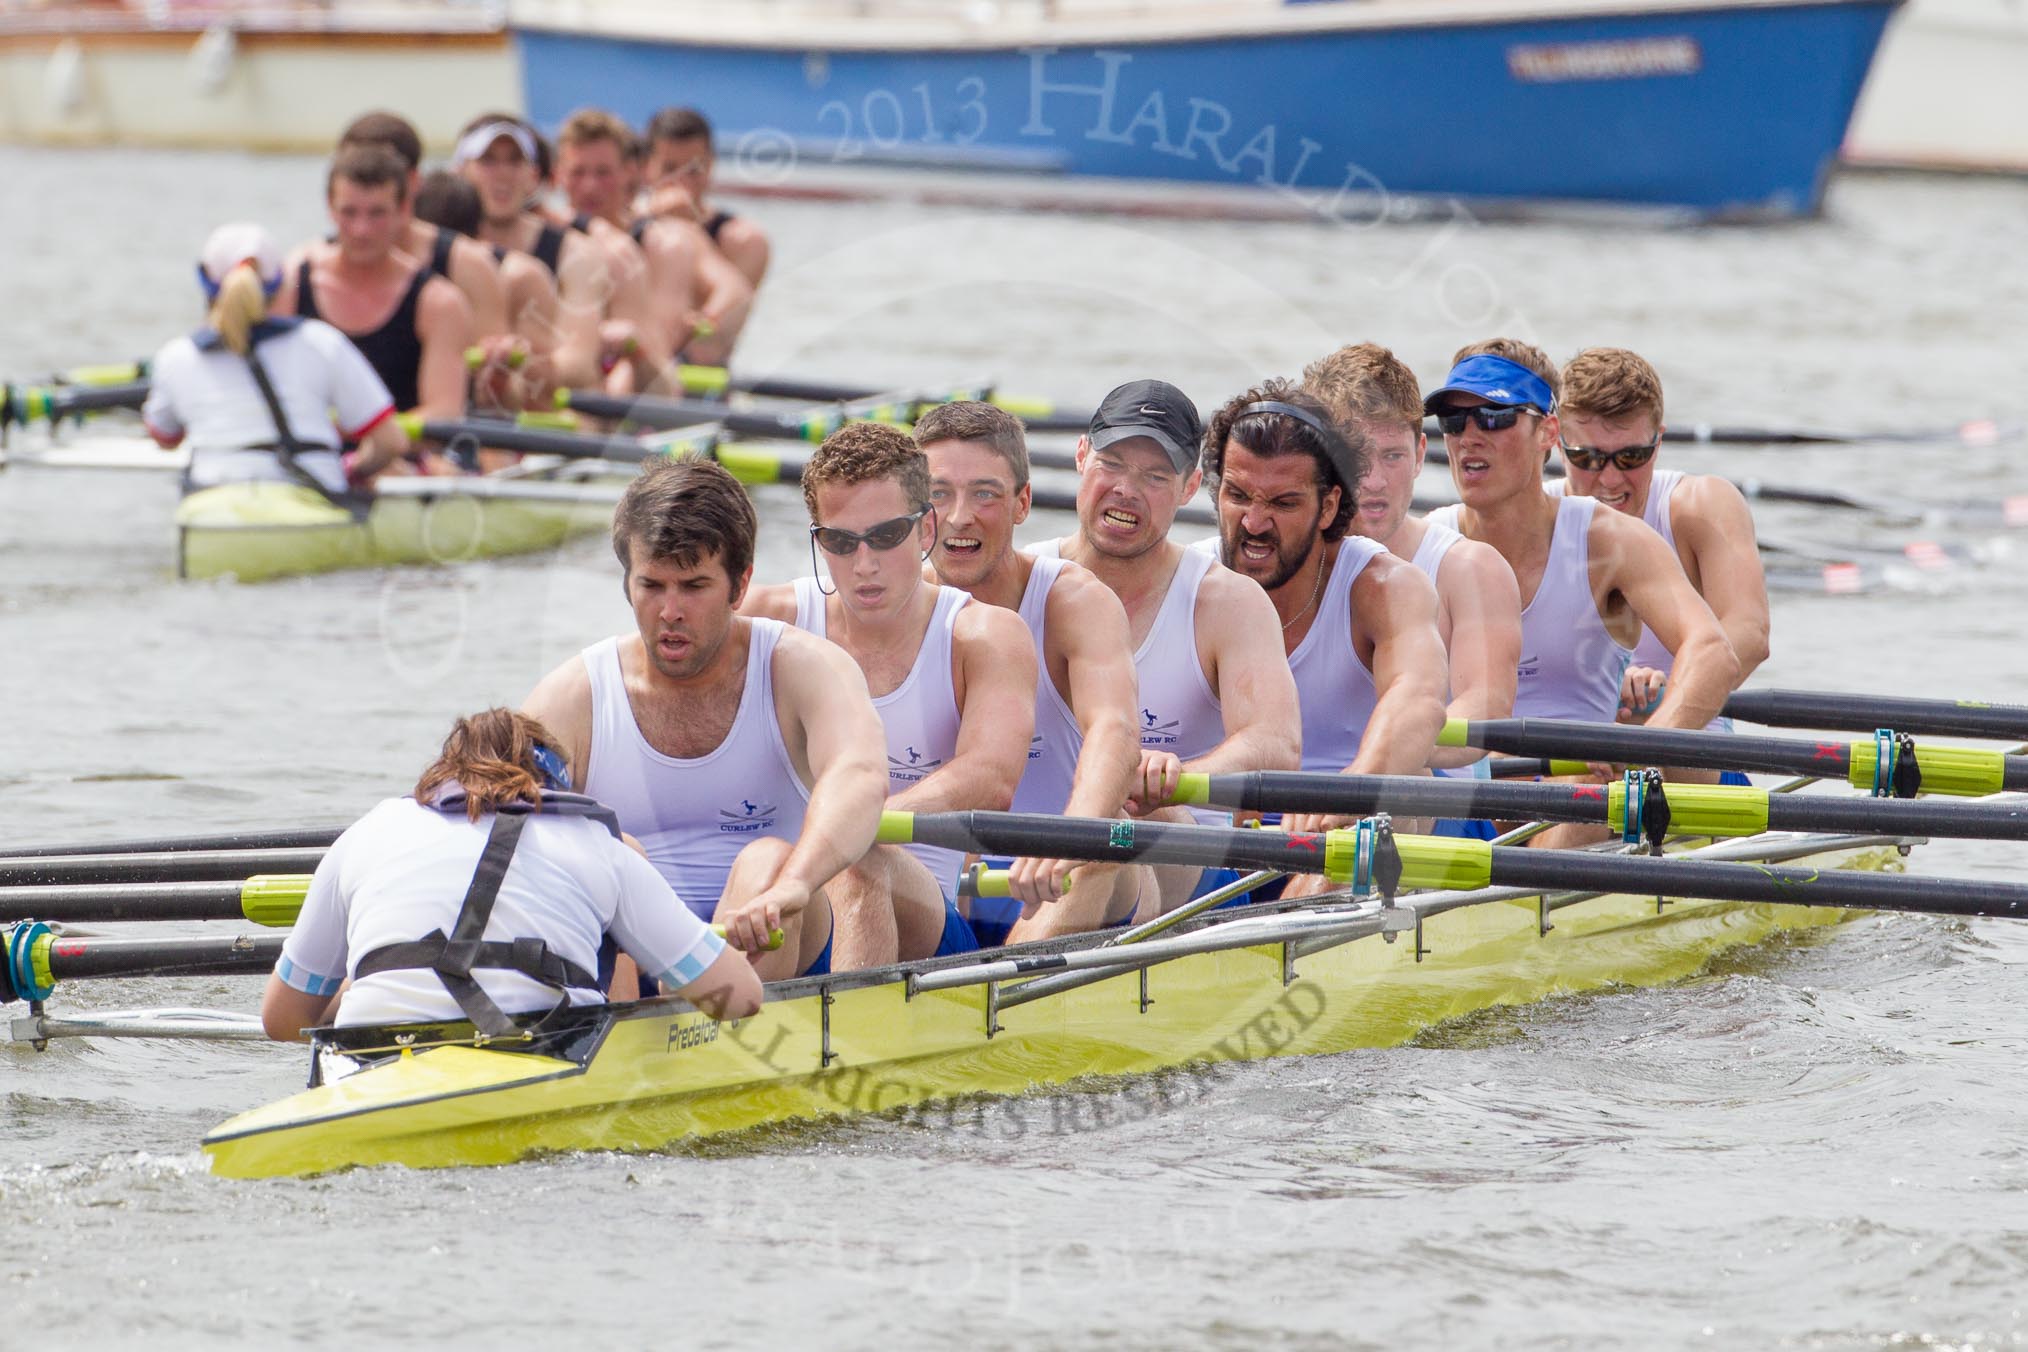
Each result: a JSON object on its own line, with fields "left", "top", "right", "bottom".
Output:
{"left": 199, "top": 222, "right": 281, "bottom": 288}
{"left": 452, "top": 119, "right": 538, "bottom": 168}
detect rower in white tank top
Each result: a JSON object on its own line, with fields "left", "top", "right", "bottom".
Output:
{"left": 791, "top": 577, "right": 971, "bottom": 898}
{"left": 1409, "top": 516, "right": 1465, "bottom": 590}
{"left": 1549, "top": 469, "right": 1732, "bottom": 730}
{"left": 1188, "top": 533, "right": 1383, "bottom": 773}
{"left": 1035, "top": 538, "right": 1225, "bottom": 823}
{"left": 1428, "top": 495, "right": 1633, "bottom": 724}
{"left": 580, "top": 622, "right": 811, "bottom": 922}
{"left": 1010, "top": 554, "right": 1086, "bottom": 816}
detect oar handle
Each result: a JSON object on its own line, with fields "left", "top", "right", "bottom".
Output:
{"left": 710, "top": 923, "right": 785, "bottom": 952}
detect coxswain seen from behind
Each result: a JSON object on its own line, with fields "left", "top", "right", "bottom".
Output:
{"left": 261, "top": 708, "right": 762, "bottom": 1040}
{"left": 144, "top": 222, "right": 408, "bottom": 494}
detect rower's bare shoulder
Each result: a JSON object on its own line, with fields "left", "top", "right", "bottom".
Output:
{"left": 1195, "top": 558, "right": 1274, "bottom": 615}
{"left": 1673, "top": 474, "right": 1759, "bottom": 541}
{"left": 1590, "top": 498, "right": 1672, "bottom": 564}
{"left": 448, "top": 232, "right": 498, "bottom": 278}
{"left": 1045, "top": 562, "right": 1131, "bottom": 639}
{"left": 771, "top": 625, "right": 872, "bottom": 703}
{"left": 521, "top": 650, "right": 597, "bottom": 747}
{"left": 416, "top": 274, "right": 474, "bottom": 337}
{"left": 738, "top": 580, "right": 799, "bottom": 622}
{"left": 953, "top": 597, "right": 1035, "bottom": 669}
{"left": 1436, "top": 536, "right": 1521, "bottom": 601}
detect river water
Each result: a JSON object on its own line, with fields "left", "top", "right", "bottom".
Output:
{"left": 2, "top": 145, "right": 2025, "bottom": 1349}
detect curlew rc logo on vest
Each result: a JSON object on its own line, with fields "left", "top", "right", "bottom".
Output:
{"left": 1140, "top": 707, "right": 1182, "bottom": 748}
{"left": 716, "top": 798, "right": 780, "bottom": 834}
{"left": 1516, "top": 653, "right": 1541, "bottom": 680}
{"left": 1027, "top": 733, "right": 1044, "bottom": 763}
{"left": 888, "top": 745, "right": 947, "bottom": 786}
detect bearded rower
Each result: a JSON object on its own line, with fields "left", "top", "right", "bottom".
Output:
{"left": 1191, "top": 382, "right": 1447, "bottom": 889}
{"left": 275, "top": 144, "right": 473, "bottom": 424}
{"left": 1029, "top": 380, "right": 1301, "bottom": 915}
{"left": 916, "top": 400, "right": 1143, "bottom": 943}
{"left": 1551, "top": 347, "right": 1769, "bottom": 730}
{"left": 742, "top": 423, "right": 1033, "bottom": 961}
{"left": 523, "top": 458, "right": 895, "bottom": 981}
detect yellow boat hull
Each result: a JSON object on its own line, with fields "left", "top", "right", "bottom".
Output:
{"left": 203, "top": 841, "right": 1901, "bottom": 1179}
{"left": 174, "top": 479, "right": 610, "bottom": 583}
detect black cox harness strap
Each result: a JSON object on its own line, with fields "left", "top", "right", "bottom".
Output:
{"left": 353, "top": 791, "right": 622, "bottom": 1039}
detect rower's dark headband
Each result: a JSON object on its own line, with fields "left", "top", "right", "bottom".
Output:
{"left": 1235, "top": 401, "right": 1359, "bottom": 492}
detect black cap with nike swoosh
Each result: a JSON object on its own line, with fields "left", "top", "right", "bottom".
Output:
{"left": 1087, "top": 379, "right": 1204, "bottom": 474}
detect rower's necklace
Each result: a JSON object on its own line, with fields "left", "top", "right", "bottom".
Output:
{"left": 1282, "top": 556, "right": 1326, "bottom": 633}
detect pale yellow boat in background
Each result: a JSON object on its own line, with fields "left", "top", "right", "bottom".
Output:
{"left": 173, "top": 476, "right": 618, "bottom": 583}
{"left": 201, "top": 832, "right": 1909, "bottom": 1180}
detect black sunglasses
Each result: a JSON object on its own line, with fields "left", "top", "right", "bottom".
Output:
{"left": 1560, "top": 438, "right": 1660, "bottom": 472}
{"left": 810, "top": 509, "right": 928, "bottom": 557}
{"left": 1434, "top": 404, "right": 1540, "bottom": 435}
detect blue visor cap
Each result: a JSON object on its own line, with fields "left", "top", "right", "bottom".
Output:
{"left": 1422, "top": 355, "right": 1556, "bottom": 416}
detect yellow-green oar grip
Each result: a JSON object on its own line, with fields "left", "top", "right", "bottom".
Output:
{"left": 1613, "top": 782, "right": 1769, "bottom": 838}
{"left": 67, "top": 362, "right": 145, "bottom": 386}
{"left": 515, "top": 410, "right": 578, "bottom": 431}
{"left": 395, "top": 411, "right": 425, "bottom": 440}
{"left": 1846, "top": 742, "right": 2003, "bottom": 798}
{"left": 241, "top": 875, "right": 311, "bottom": 928}
{"left": 972, "top": 868, "right": 1011, "bottom": 898}
{"left": 677, "top": 364, "right": 729, "bottom": 397}
{"left": 712, "top": 443, "right": 785, "bottom": 486}
{"left": 1436, "top": 718, "right": 1471, "bottom": 749}
{"left": 1170, "top": 773, "right": 1211, "bottom": 807}
{"left": 1397, "top": 834, "right": 1494, "bottom": 891}
{"left": 989, "top": 394, "right": 1055, "bottom": 420}
{"left": 463, "top": 346, "right": 528, "bottom": 370}
{"left": 876, "top": 810, "right": 915, "bottom": 845}
{"left": 24, "top": 387, "right": 52, "bottom": 422}
{"left": 709, "top": 923, "right": 784, "bottom": 952}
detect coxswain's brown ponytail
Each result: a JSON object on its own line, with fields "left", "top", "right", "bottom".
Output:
{"left": 413, "top": 708, "right": 562, "bottom": 820}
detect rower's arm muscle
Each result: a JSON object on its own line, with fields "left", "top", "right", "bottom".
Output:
{"left": 1677, "top": 475, "right": 1770, "bottom": 680}
{"left": 451, "top": 235, "right": 510, "bottom": 339}
{"left": 414, "top": 279, "right": 475, "bottom": 418}
{"left": 887, "top": 605, "right": 1036, "bottom": 814}
{"left": 1602, "top": 511, "right": 1740, "bottom": 730}
{"left": 1055, "top": 572, "right": 1141, "bottom": 817}
{"left": 1432, "top": 541, "right": 1521, "bottom": 768}
{"left": 1348, "top": 559, "right": 1449, "bottom": 776}
{"left": 776, "top": 636, "right": 889, "bottom": 892}
{"left": 1192, "top": 570, "right": 1302, "bottom": 774}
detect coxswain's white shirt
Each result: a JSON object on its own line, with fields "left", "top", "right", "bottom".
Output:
{"left": 276, "top": 795, "right": 724, "bottom": 1027}
{"left": 142, "top": 320, "right": 395, "bottom": 492}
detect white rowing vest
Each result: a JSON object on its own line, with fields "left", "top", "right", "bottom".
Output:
{"left": 1041, "top": 538, "right": 1226, "bottom": 824}
{"left": 1409, "top": 517, "right": 1465, "bottom": 592}
{"left": 793, "top": 578, "right": 970, "bottom": 899}
{"left": 1287, "top": 538, "right": 1385, "bottom": 773}
{"left": 1010, "top": 555, "right": 1086, "bottom": 815}
{"left": 581, "top": 624, "right": 811, "bottom": 921}
{"left": 1550, "top": 471, "right": 1733, "bottom": 730}
{"left": 1429, "top": 497, "right": 1632, "bottom": 724}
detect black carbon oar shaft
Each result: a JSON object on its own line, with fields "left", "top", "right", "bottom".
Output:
{"left": 1723, "top": 689, "right": 2028, "bottom": 741}
{"left": 0, "top": 826, "right": 343, "bottom": 860}
{"left": 0, "top": 849, "right": 325, "bottom": 888}
{"left": 0, "top": 881, "right": 254, "bottom": 924}
{"left": 41, "top": 933, "right": 284, "bottom": 980}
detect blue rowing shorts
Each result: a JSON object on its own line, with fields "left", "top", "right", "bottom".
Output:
{"left": 1430, "top": 816, "right": 1499, "bottom": 840}
{"left": 1719, "top": 770, "right": 1752, "bottom": 787}
{"left": 935, "top": 899, "right": 980, "bottom": 957}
